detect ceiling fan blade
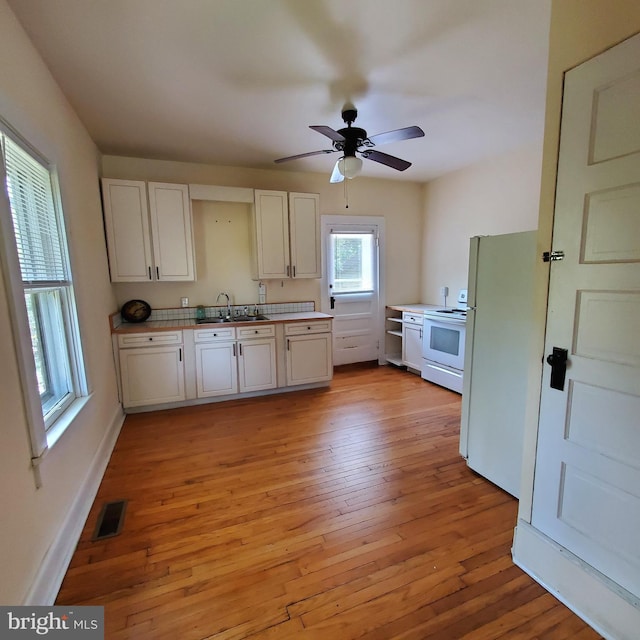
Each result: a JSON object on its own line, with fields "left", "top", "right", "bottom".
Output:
{"left": 274, "top": 149, "right": 335, "bottom": 164}
{"left": 329, "top": 160, "right": 344, "bottom": 183}
{"left": 361, "top": 149, "right": 411, "bottom": 171}
{"left": 310, "top": 125, "right": 346, "bottom": 142}
{"left": 366, "top": 126, "right": 425, "bottom": 147}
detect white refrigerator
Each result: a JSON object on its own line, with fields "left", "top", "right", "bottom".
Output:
{"left": 459, "top": 231, "right": 537, "bottom": 498}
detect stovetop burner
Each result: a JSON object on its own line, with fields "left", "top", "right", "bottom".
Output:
{"left": 436, "top": 308, "right": 467, "bottom": 315}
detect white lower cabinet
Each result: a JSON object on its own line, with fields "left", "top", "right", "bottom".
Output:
{"left": 117, "top": 320, "right": 332, "bottom": 410}
{"left": 402, "top": 312, "right": 423, "bottom": 372}
{"left": 118, "top": 332, "right": 185, "bottom": 408}
{"left": 195, "top": 341, "right": 238, "bottom": 397}
{"left": 285, "top": 321, "right": 333, "bottom": 385}
{"left": 194, "top": 325, "right": 277, "bottom": 398}
{"left": 238, "top": 338, "right": 277, "bottom": 393}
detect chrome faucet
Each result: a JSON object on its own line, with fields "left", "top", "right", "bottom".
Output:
{"left": 216, "top": 292, "right": 231, "bottom": 318}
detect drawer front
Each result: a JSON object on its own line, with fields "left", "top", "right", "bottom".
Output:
{"left": 237, "top": 324, "right": 276, "bottom": 339}
{"left": 118, "top": 331, "right": 183, "bottom": 348}
{"left": 285, "top": 320, "right": 332, "bottom": 335}
{"left": 402, "top": 311, "right": 423, "bottom": 325}
{"left": 194, "top": 326, "right": 236, "bottom": 343}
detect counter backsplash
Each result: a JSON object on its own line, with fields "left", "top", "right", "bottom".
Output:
{"left": 111, "top": 301, "right": 316, "bottom": 329}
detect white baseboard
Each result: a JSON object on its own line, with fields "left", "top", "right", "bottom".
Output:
{"left": 512, "top": 520, "right": 640, "bottom": 640}
{"left": 24, "top": 406, "right": 125, "bottom": 605}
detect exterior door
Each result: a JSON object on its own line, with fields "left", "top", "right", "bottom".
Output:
{"left": 321, "top": 217, "right": 383, "bottom": 366}
{"left": 531, "top": 33, "right": 640, "bottom": 598}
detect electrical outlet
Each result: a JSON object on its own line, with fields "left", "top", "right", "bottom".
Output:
{"left": 180, "top": 297, "right": 189, "bottom": 308}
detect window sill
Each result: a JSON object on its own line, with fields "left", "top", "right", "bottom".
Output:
{"left": 44, "top": 394, "right": 92, "bottom": 451}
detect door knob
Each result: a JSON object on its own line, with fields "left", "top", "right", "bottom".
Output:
{"left": 546, "top": 347, "right": 568, "bottom": 391}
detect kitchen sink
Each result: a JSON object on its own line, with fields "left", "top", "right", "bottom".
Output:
{"left": 195, "top": 314, "right": 269, "bottom": 325}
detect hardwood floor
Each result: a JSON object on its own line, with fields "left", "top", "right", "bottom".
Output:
{"left": 57, "top": 365, "right": 602, "bottom": 639}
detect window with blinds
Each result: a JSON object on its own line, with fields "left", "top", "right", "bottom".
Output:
{"left": 1, "top": 130, "right": 85, "bottom": 432}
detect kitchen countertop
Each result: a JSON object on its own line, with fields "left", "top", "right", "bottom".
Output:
{"left": 112, "top": 311, "right": 333, "bottom": 334}
{"left": 387, "top": 303, "right": 442, "bottom": 314}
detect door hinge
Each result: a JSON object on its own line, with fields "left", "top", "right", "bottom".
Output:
{"left": 542, "top": 250, "right": 565, "bottom": 262}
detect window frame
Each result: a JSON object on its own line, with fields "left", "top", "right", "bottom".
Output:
{"left": 0, "top": 122, "right": 88, "bottom": 462}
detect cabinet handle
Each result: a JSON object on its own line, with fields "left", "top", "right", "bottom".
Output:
{"left": 233, "top": 343, "right": 236, "bottom": 357}
{"left": 179, "top": 348, "right": 182, "bottom": 362}
{"left": 287, "top": 339, "right": 290, "bottom": 351}
{"left": 148, "top": 266, "right": 152, "bottom": 280}
{"left": 293, "top": 265, "right": 296, "bottom": 277}
{"left": 239, "top": 343, "right": 243, "bottom": 356}
{"left": 286, "top": 265, "right": 290, "bottom": 277}
{"left": 156, "top": 266, "right": 160, "bottom": 280}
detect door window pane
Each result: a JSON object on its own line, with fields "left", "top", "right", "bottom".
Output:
{"left": 331, "top": 233, "right": 374, "bottom": 293}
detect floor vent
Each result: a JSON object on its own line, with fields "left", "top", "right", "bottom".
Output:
{"left": 92, "top": 499, "right": 127, "bottom": 540}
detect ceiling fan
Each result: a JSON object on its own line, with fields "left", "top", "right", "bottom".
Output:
{"left": 274, "top": 103, "right": 425, "bottom": 183}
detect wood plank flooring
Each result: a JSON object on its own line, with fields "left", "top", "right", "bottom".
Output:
{"left": 57, "top": 365, "right": 603, "bottom": 639}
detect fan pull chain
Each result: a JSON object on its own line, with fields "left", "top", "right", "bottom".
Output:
{"left": 344, "top": 175, "right": 349, "bottom": 208}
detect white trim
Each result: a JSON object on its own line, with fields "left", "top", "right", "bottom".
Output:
{"left": 23, "top": 406, "right": 125, "bottom": 605}
{"left": 513, "top": 521, "right": 640, "bottom": 640}
{"left": 320, "top": 215, "right": 386, "bottom": 365}
{"left": 188, "top": 184, "right": 254, "bottom": 203}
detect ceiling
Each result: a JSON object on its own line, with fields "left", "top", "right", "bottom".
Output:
{"left": 7, "top": 0, "right": 551, "bottom": 183}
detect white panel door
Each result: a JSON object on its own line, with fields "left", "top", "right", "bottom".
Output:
{"left": 323, "top": 219, "right": 382, "bottom": 366}
{"left": 531, "top": 33, "right": 640, "bottom": 598}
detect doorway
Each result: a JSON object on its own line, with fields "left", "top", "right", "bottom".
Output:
{"left": 320, "top": 215, "right": 385, "bottom": 366}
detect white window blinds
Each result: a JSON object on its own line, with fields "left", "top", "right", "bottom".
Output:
{"left": 3, "top": 136, "right": 69, "bottom": 284}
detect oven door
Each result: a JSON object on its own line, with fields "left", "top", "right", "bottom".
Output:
{"left": 422, "top": 316, "right": 466, "bottom": 370}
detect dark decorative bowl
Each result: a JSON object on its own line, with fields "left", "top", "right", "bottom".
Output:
{"left": 120, "top": 299, "right": 151, "bottom": 323}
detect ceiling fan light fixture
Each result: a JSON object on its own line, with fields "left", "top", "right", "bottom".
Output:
{"left": 338, "top": 155, "right": 363, "bottom": 179}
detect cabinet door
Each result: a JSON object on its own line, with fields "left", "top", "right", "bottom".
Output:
{"left": 148, "top": 182, "right": 195, "bottom": 281}
{"left": 195, "top": 342, "right": 238, "bottom": 397}
{"left": 120, "top": 345, "right": 185, "bottom": 408}
{"left": 402, "top": 323, "right": 423, "bottom": 371}
{"left": 289, "top": 192, "right": 320, "bottom": 278}
{"left": 238, "top": 338, "right": 277, "bottom": 393}
{"left": 254, "top": 190, "right": 289, "bottom": 278}
{"left": 286, "top": 333, "right": 333, "bottom": 385}
{"left": 101, "top": 179, "right": 153, "bottom": 282}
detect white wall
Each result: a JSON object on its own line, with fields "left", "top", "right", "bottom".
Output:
{"left": 101, "top": 155, "right": 424, "bottom": 310}
{"left": 420, "top": 143, "right": 543, "bottom": 306}
{"left": 0, "top": 0, "right": 121, "bottom": 603}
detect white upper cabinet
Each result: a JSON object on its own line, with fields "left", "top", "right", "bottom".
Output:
{"left": 101, "top": 179, "right": 153, "bottom": 282}
{"left": 289, "top": 192, "right": 321, "bottom": 278}
{"left": 252, "top": 189, "right": 320, "bottom": 279}
{"left": 101, "top": 178, "right": 195, "bottom": 282}
{"left": 147, "top": 182, "right": 195, "bottom": 281}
